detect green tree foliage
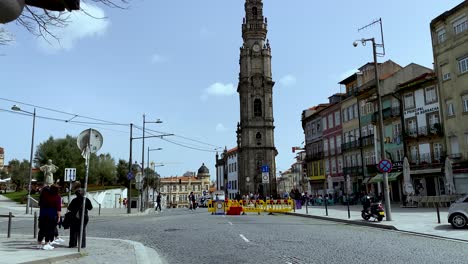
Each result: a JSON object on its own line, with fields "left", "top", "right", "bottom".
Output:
{"left": 89, "top": 154, "right": 116, "bottom": 186}
{"left": 8, "top": 159, "right": 30, "bottom": 191}
{"left": 116, "top": 159, "right": 129, "bottom": 185}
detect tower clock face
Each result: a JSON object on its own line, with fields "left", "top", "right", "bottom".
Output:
{"left": 252, "top": 44, "right": 261, "bottom": 52}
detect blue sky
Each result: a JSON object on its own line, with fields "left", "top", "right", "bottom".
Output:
{"left": 0, "top": 0, "right": 462, "bottom": 180}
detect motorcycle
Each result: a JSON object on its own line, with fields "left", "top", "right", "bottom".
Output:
{"left": 361, "top": 202, "right": 385, "bottom": 222}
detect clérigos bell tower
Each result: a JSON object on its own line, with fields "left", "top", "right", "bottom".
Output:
{"left": 236, "top": 0, "right": 277, "bottom": 197}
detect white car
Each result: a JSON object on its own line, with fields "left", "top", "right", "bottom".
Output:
{"left": 448, "top": 194, "right": 468, "bottom": 229}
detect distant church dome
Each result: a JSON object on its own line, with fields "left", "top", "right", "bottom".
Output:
{"left": 197, "top": 163, "right": 210, "bottom": 178}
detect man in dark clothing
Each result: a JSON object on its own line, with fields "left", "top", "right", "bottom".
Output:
{"left": 67, "top": 188, "right": 93, "bottom": 248}
{"left": 155, "top": 193, "right": 162, "bottom": 212}
{"left": 189, "top": 192, "right": 196, "bottom": 210}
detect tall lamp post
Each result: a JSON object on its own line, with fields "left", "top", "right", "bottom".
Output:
{"left": 146, "top": 147, "right": 162, "bottom": 208}
{"left": 141, "top": 115, "right": 162, "bottom": 211}
{"left": 353, "top": 38, "right": 392, "bottom": 221}
{"left": 11, "top": 105, "right": 36, "bottom": 215}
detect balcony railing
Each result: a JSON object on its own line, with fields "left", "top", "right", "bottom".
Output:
{"left": 371, "top": 107, "right": 401, "bottom": 123}
{"left": 343, "top": 166, "right": 363, "bottom": 176}
{"left": 361, "top": 135, "right": 374, "bottom": 147}
{"left": 406, "top": 124, "right": 443, "bottom": 138}
{"left": 341, "top": 139, "right": 361, "bottom": 152}
{"left": 306, "top": 151, "right": 324, "bottom": 161}
{"left": 409, "top": 152, "right": 445, "bottom": 169}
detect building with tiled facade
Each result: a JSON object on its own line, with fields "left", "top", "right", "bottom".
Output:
{"left": 431, "top": 1, "right": 468, "bottom": 193}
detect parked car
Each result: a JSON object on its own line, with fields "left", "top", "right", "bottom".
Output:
{"left": 448, "top": 194, "right": 468, "bottom": 229}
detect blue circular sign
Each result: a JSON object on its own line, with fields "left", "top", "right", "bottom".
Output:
{"left": 377, "top": 159, "right": 393, "bottom": 173}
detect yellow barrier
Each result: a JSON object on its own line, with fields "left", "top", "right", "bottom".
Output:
{"left": 208, "top": 199, "right": 294, "bottom": 214}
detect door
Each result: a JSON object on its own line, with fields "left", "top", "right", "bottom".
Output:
{"left": 426, "top": 177, "right": 436, "bottom": 196}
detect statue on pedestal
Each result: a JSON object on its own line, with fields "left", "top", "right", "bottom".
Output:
{"left": 40, "top": 159, "right": 59, "bottom": 186}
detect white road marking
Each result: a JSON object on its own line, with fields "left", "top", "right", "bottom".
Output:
{"left": 239, "top": 234, "right": 249, "bottom": 243}
{"left": 228, "top": 222, "right": 233, "bottom": 225}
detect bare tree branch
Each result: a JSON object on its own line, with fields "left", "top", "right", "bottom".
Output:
{"left": 14, "top": 0, "right": 130, "bottom": 42}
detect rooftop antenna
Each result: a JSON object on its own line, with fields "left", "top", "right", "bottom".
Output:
{"left": 358, "top": 18, "right": 385, "bottom": 57}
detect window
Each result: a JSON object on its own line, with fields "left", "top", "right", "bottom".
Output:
{"left": 463, "top": 95, "right": 468, "bottom": 113}
{"left": 252, "top": 7, "right": 258, "bottom": 16}
{"left": 343, "top": 109, "right": 347, "bottom": 122}
{"left": 330, "top": 138, "right": 335, "bottom": 155}
{"left": 335, "top": 111, "right": 341, "bottom": 126}
{"left": 360, "top": 101, "right": 366, "bottom": 116}
{"left": 425, "top": 87, "right": 437, "bottom": 104}
{"left": 323, "top": 138, "right": 329, "bottom": 156}
{"left": 328, "top": 114, "right": 334, "bottom": 129}
{"left": 361, "top": 126, "right": 368, "bottom": 137}
{"left": 336, "top": 135, "right": 341, "bottom": 153}
{"left": 393, "top": 123, "right": 401, "bottom": 136}
{"left": 322, "top": 118, "right": 327, "bottom": 130}
{"left": 437, "top": 28, "right": 446, "bottom": 43}
{"left": 256, "top": 132, "right": 262, "bottom": 146}
{"left": 353, "top": 104, "right": 359, "bottom": 119}
{"left": 443, "top": 72, "right": 451, "bottom": 81}
{"left": 357, "top": 153, "right": 362, "bottom": 166}
{"left": 331, "top": 157, "right": 337, "bottom": 174}
{"left": 447, "top": 101, "right": 455, "bottom": 117}
{"left": 453, "top": 16, "right": 467, "bottom": 35}
{"left": 253, "top": 99, "right": 262, "bottom": 117}
{"left": 459, "top": 57, "right": 468, "bottom": 74}
{"left": 370, "top": 152, "right": 376, "bottom": 165}
{"left": 325, "top": 160, "right": 330, "bottom": 174}
{"left": 407, "top": 119, "right": 417, "bottom": 135}
{"left": 348, "top": 106, "right": 354, "bottom": 120}
{"left": 404, "top": 93, "right": 415, "bottom": 109}
{"left": 410, "top": 146, "right": 418, "bottom": 162}
{"left": 433, "top": 143, "right": 443, "bottom": 162}
{"left": 368, "top": 124, "right": 374, "bottom": 135}
{"left": 428, "top": 113, "right": 439, "bottom": 131}
{"left": 337, "top": 157, "right": 343, "bottom": 173}
{"left": 396, "top": 149, "right": 404, "bottom": 162}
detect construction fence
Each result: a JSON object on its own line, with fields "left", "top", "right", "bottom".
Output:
{"left": 207, "top": 199, "right": 295, "bottom": 215}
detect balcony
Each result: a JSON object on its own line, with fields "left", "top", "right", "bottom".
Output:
{"left": 406, "top": 124, "right": 443, "bottom": 139}
{"left": 341, "top": 140, "right": 361, "bottom": 152}
{"left": 409, "top": 152, "right": 445, "bottom": 170}
{"left": 306, "top": 151, "right": 324, "bottom": 161}
{"left": 361, "top": 135, "right": 374, "bottom": 147}
{"left": 371, "top": 107, "right": 401, "bottom": 123}
{"left": 343, "top": 166, "right": 363, "bottom": 176}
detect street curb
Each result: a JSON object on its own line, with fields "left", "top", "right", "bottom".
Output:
{"left": 283, "top": 212, "right": 398, "bottom": 230}
{"left": 20, "top": 253, "right": 81, "bottom": 264}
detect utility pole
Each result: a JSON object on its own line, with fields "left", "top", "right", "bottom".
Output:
{"left": 127, "top": 124, "right": 133, "bottom": 214}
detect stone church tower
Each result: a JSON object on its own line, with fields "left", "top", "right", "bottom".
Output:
{"left": 236, "top": 0, "right": 277, "bottom": 197}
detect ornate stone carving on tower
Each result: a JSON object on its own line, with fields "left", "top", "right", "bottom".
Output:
{"left": 236, "top": 0, "right": 277, "bottom": 197}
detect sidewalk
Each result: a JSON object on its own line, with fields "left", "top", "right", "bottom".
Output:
{"left": 0, "top": 194, "right": 164, "bottom": 264}
{"left": 287, "top": 204, "right": 468, "bottom": 241}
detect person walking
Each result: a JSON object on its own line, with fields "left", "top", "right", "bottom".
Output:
{"left": 155, "top": 193, "right": 162, "bottom": 212}
{"left": 189, "top": 192, "right": 196, "bottom": 210}
{"left": 67, "top": 188, "right": 93, "bottom": 248}
{"left": 37, "top": 184, "right": 62, "bottom": 250}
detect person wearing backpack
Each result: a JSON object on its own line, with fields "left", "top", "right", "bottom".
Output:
{"left": 67, "top": 188, "right": 93, "bottom": 248}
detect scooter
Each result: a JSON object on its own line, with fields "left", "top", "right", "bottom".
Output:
{"left": 361, "top": 202, "right": 385, "bottom": 222}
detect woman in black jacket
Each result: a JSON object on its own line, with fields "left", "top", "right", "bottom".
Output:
{"left": 67, "top": 188, "right": 93, "bottom": 248}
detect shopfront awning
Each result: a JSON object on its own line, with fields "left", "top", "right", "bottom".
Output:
{"left": 369, "top": 172, "right": 402, "bottom": 183}
{"left": 310, "top": 175, "right": 326, "bottom": 181}
{"left": 362, "top": 177, "right": 372, "bottom": 184}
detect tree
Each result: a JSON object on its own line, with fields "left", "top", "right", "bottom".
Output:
{"left": 89, "top": 153, "right": 116, "bottom": 185}
{"left": 17, "top": 0, "right": 130, "bottom": 40}
{"left": 8, "top": 159, "right": 30, "bottom": 191}
{"left": 115, "top": 159, "right": 129, "bottom": 186}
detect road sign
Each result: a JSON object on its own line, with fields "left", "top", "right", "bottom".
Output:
{"left": 64, "top": 168, "right": 76, "bottom": 182}
{"left": 377, "top": 159, "right": 393, "bottom": 173}
{"left": 262, "top": 172, "right": 269, "bottom": 184}
{"left": 261, "top": 165, "right": 269, "bottom": 173}
{"left": 127, "top": 172, "right": 133, "bottom": 180}
{"left": 77, "top": 129, "right": 103, "bottom": 154}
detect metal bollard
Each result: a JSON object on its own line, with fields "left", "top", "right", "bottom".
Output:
{"left": 436, "top": 203, "right": 441, "bottom": 224}
{"left": 34, "top": 212, "right": 37, "bottom": 239}
{"left": 99, "top": 204, "right": 101, "bottom": 216}
{"left": 305, "top": 198, "right": 308, "bottom": 215}
{"left": 347, "top": 196, "right": 351, "bottom": 219}
{"left": 324, "top": 199, "right": 328, "bottom": 216}
{"left": 7, "top": 212, "right": 12, "bottom": 238}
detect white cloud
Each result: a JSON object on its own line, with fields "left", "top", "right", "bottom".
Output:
{"left": 215, "top": 123, "right": 227, "bottom": 132}
{"left": 151, "top": 53, "right": 164, "bottom": 64}
{"left": 38, "top": 3, "right": 109, "bottom": 52}
{"left": 279, "top": 74, "right": 297, "bottom": 87}
{"left": 202, "top": 82, "right": 235, "bottom": 101}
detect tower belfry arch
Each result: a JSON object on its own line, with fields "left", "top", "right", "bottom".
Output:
{"left": 236, "top": 0, "right": 277, "bottom": 197}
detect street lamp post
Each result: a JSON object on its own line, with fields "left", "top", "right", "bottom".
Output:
{"left": 141, "top": 115, "right": 162, "bottom": 212}
{"left": 146, "top": 147, "right": 162, "bottom": 208}
{"left": 353, "top": 38, "right": 392, "bottom": 221}
{"left": 11, "top": 105, "right": 36, "bottom": 215}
